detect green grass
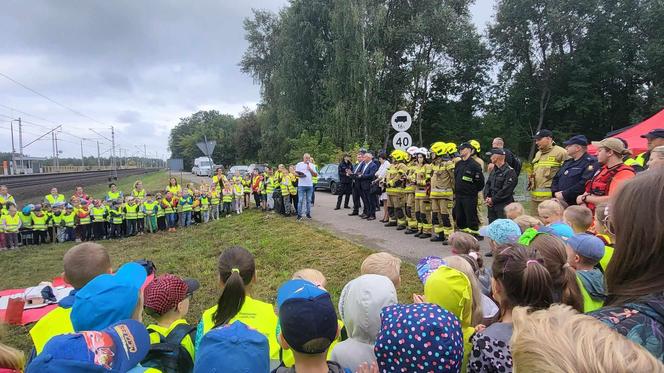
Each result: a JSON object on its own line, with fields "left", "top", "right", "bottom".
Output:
{"left": 0, "top": 210, "right": 422, "bottom": 353}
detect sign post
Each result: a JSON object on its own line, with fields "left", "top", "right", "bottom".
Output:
{"left": 391, "top": 111, "right": 413, "bottom": 150}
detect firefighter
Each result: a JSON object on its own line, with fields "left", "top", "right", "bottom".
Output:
{"left": 453, "top": 142, "right": 485, "bottom": 237}
{"left": 413, "top": 148, "right": 432, "bottom": 239}
{"left": 528, "top": 129, "right": 568, "bottom": 208}
{"left": 428, "top": 142, "right": 457, "bottom": 244}
{"left": 384, "top": 150, "right": 410, "bottom": 228}
{"left": 402, "top": 147, "right": 419, "bottom": 234}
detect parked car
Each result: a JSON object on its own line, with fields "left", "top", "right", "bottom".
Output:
{"left": 227, "top": 165, "right": 249, "bottom": 178}
{"left": 192, "top": 157, "right": 214, "bottom": 176}
{"left": 247, "top": 163, "right": 268, "bottom": 175}
{"left": 315, "top": 163, "right": 340, "bottom": 194}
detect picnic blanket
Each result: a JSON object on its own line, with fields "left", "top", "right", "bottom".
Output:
{"left": 0, "top": 277, "right": 73, "bottom": 326}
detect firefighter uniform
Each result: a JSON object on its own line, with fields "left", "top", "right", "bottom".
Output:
{"left": 385, "top": 150, "right": 410, "bottom": 228}
{"left": 469, "top": 140, "right": 487, "bottom": 226}
{"left": 403, "top": 159, "right": 418, "bottom": 233}
{"left": 530, "top": 133, "right": 568, "bottom": 204}
{"left": 413, "top": 157, "right": 432, "bottom": 238}
{"left": 453, "top": 143, "right": 485, "bottom": 236}
{"left": 428, "top": 142, "right": 457, "bottom": 242}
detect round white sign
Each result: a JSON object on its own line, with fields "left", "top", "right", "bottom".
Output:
{"left": 391, "top": 111, "right": 412, "bottom": 132}
{"left": 392, "top": 132, "right": 413, "bottom": 150}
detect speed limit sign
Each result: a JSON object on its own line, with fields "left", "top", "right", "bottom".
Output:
{"left": 392, "top": 132, "right": 412, "bottom": 150}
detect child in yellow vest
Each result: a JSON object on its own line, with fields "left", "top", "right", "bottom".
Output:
{"left": 2, "top": 204, "right": 21, "bottom": 249}
{"left": 222, "top": 182, "right": 233, "bottom": 217}
{"left": 566, "top": 233, "right": 607, "bottom": 313}
{"left": 233, "top": 181, "right": 244, "bottom": 214}
{"left": 209, "top": 189, "right": 220, "bottom": 220}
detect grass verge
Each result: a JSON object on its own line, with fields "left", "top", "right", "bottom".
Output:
{"left": 0, "top": 210, "right": 421, "bottom": 353}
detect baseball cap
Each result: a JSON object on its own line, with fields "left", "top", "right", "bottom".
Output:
{"left": 194, "top": 321, "right": 269, "bottom": 373}
{"left": 485, "top": 148, "right": 506, "bottom": 156}
{"left": 537, "top": 223, "right": 574, "bottom": 239}
{"left": 416, "top": 256, "right": 447, "bottom": 284}
{"left": 591, "top": 138, "right": 632, "bottom": 156}
{"left": 277, "top": 279, "right": 338, "bottom": 354}
{"left": 458, "top": 142, "right": 473, "bottom": 151}
{"left": 479, "top": 219, "right": 522, "bottom": 245}
{"left": 26, "top": 319, "right": 150, "bottom": 373}
{"left": 641, "top": 128, "right": 664, "bottom": 139}
{"left": 72, "top": 262, "right": 147, "bottom": 331}
{"left": 375, "top": 303, "right": 463, "bottom": 373}
{"left": 567, "top": 233, "right": 605, "bottom": 262}
{"left": 533, "top": 129, "right": 553, "bottom": 139}
{"left": 563, "top": 135, "right": 589, "bottom": 146}
{"left": 144, "top": 274, "right": 200, "bottom": 316}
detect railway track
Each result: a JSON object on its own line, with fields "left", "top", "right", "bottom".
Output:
{"left": 0, "top": 168, "right": 160, "bottom": 203}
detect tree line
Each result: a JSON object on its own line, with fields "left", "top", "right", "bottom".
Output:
{"left": 169, "top": 0, "right": 664, "bottom": 167}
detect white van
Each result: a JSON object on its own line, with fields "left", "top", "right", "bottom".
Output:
{"left": 192, "top": 157, "right": 214, "bottom": 176}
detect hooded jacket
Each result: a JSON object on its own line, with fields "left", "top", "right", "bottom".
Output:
{"left": 577, "top": 268, "right": 607, "bottom": 301}
{"left": 592, "top": 293, "right": 664, "bottom": 362}
{"left": 424, "top": 266, "right": 474, "bottom": 371}
{"left": 330, "top": 275, "right": 397, "bottom": 371}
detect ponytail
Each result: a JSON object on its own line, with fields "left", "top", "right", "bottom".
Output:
{"left": 213, "top": 246, "right": 256, "bottom": 327}
{"left": 529, "top": 234, "right": 584, "bottom": 313}
{"left": 492, "top": 244, "right": 554, "bottom": 312}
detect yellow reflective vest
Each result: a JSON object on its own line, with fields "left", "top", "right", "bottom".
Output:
{"left": 30, "top": 306, "right": 74, "bottom": 354}
{"left": 44, "top": 194, "right": 65, "bottom": 205}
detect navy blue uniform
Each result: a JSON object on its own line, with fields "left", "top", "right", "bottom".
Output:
{"left": 552, "top": 153, "right": 599, "bottom": 206}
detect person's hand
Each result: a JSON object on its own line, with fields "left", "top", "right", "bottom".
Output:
{"left": 356, "top": 362, "right": 378, "bottom": 373}
{"left": 475, "top": 324, "right": 487, "bottom": 333}
{"left": 413, "top": 294, "right": 425, "bottom": 303}
{"left": 555, "top": 191, "right": 563, "bottom": 200}
{"left": 576, "top": 194, "right": 586, "bottom": 206}
{"left": 485, "top": 197, "right": 492, "bottom": 207}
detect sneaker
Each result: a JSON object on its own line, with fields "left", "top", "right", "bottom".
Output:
{"left": 297, "top": 216, "right": 303, "bottom": 221}
{"left": 306, "top": 215, "right": 312, "bottom": 219}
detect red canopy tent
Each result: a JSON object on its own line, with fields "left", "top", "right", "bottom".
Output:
{"left": 587, "top": 109, "right": 664, "bottom": 156}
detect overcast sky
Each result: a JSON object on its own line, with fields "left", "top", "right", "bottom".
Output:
{"left": 0, "top": 0, "right": 495, "bottom": 160}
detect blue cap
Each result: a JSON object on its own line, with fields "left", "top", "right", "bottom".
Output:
{"left": 194, "top": 321, "right": 269, "bottom": 373}
{"left": 277, "top": 280, "right": 338, "bottom": 354}
{"left": 539, "top": 223, "right": 574, "bottom": 239}
{"left": 72, "top": 262, "right": 147, "bottom": 331}
{"left": 563, "top": 135, "right": 589, "bottom": 146}
{"left": 567, "top": 233, "right": 605, "bottom": 262}
{"left": 416, "top": 256, "right": 447, "bottom": 284}
{"left": 479, "top": 219, "right": 522, "bottom": 245}
{"left": 641, "top": 128, "right": 664, "bottom": 139}
{"left": 26, "top": 319, "right": 150, "bottom": 373}
{"left": 533, "top": 129, "right": 554, "bottom": 139}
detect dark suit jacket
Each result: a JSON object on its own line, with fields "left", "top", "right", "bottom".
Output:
{"left": 358, "top": 161, "right": 378, "bottom": 190}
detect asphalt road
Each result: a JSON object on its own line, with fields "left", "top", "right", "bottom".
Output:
{"left": 184, "top": 173, "right": 495, "bottom": 266}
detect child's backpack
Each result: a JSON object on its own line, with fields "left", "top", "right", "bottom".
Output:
{"left": 141, "top": 324, "right": 197, "bottom": 373}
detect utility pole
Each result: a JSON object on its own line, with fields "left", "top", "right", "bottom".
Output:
{"left": 144, "top": 144, "right": 147, "bottom": 168}
{"left": 10, "top": 120, "right": 16, "bottom": 175}
{"left": 51, "top": 132, "right": 56, "bottom": 168}
{"left": 54, "top": 131, "right": 59, "bottom": 170}
{"left": 80, "top": 139, "right": 85, "bottom": 167}
{"left": 97, "top": 141, "right": 101, "bottom": 168}
{"left": 111, "top": 126, "right": 116, "bottom": 177}
{"left": 18, "top": 117, "right": 23, "bottom": 173}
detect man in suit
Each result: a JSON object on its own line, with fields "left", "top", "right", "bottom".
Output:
{"left": 358, "top": 152, "right": 379, "bottom": 220}
{"left": 348, "top": 150, "right": 366, "bottom": 216}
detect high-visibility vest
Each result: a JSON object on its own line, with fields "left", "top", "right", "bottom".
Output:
{"left": 124, "top": 204, "right": 139, "bottom": 219}
{"left": 167, "top": 185, "right": 181, "bottom": 195}
{"left": 31, "top": 213, "right": 48, "bottom": 231}
{"left": 78, "top": 209, "right": 91, "bottom": 225}
{"left": 311, "top": 164, "right": 319, "bottom": 184}
{"left": 51, "top": 213, "right": 63, "bottom": 227}
{"left": 107, "top": 191, "right": 122, "bottom": 201}
{"left": 192, "top": 198, "right": 201, "bottom": 212}
{"left": 29, "top": 306, "right": 74, "bottom": 354}
{"left": 578, "top": 276, "right": 605, "bottom": 313}
{"left": 162, "top": 198, "right": 176, "bottom": 214}
{"left": 132, "top": 189, "right": 145, "bottom": 199}
{"left": 198, "top": 297, "right": 279, "bottom": 360}
{"left": 233, "top": 184, "right": 243, "bottom": 196}
{"left": 3, "top": 214, "right": 20, "bottom": 233}
{"left": 0, "top": 194, "right": 15, "bottom": 206}
{"left": 91, "top": 207, "right": 107, "bottom": 222}
{"left": 44, "top": 194, "right": 65, "bottom": 205}
{"left": 222, "top": 191, "right": 233, "bottom": 203}
{"left": 181, "top": 197, "right": 193, "bottom": 212}
{"left": 62, "top": 211, "right": 76, "bottom": 227}
{"left": 200, "top": 196, "right": 210, "bottom": 209}
{"left": 143, "top": 201, "right": 158, "bottom": 216}
{"left": 210, "top": 192, "right": 220, "bottom": 205}
{"left": 110, "top": 208, "right": 124, "bottom": 224}
{"left": 156, "top": 203, "right": 165, "bottom": 218}
{"left": 265, "top": 177, "right": 275, "bottom": 195}
{"left": 19, "top": 212, "right": 32, "bottom": 229}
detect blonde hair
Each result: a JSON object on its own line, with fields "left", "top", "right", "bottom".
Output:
{"left": 444, "top": 256, "right": 484, "bottom": 326}
{"left": 563, "top": 205, "right": 594, "bottom": 232}
{"left": 0, "top": 327, "right": 24, "bottom": 371}
{"left": 361, "top": 252, "right": 401, "bottom": 287}
{"left": 538, "top": 199, "right": 564, "bottom": 219}
{"left": 292, "top": 268, "right": 327, "bottom": 288}
{"left": 448, "top": 232, "right": 480, "bottom": 254}
{"left": 511, "top": 304, "right": 664, "bottom": 373}
{"left": 513, "top": 215, "right": 542, "bottom": 233}
{"left": 504, "top": 202, "right": 525, "bottom": 219}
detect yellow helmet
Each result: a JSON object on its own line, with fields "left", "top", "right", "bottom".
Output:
{"left": 390, "top": 149, "right": 410, "bottom": 162}
{"left": 430, "top": 142, "right": 447, "bottom": 156}
{"left": 469, "top": 139, "right": 481, "bottom": 153}
{"left": 445, "top": 143, "right": 458, "bottom": 155}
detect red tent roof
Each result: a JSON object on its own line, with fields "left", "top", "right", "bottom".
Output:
{"left": 608, "top": 109, "right": 664, "bottom": 155}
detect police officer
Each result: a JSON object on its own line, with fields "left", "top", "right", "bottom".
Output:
{"left": 483, "top": 148, "right": 518, "bottom": 223}
{"left": 528, "top": 129, "right": 568, "bottom": 207}
{"left": 335, "top": 153, "right": 353, "bottom": 210}
{"left": 625, "top": 128, "right": 664, "bottom": 172}
{"left": 453, "top": 142, "right": 485, "bottom": 237}
{"left": 551, "top": 135, "right": 599, "bottom": 206}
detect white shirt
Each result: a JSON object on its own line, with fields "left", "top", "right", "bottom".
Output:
{"left": 295, "top": 161, "right": 314, "bottom": 187}
{"left": 376, "top": 160, "right": 391, "bottom": 179}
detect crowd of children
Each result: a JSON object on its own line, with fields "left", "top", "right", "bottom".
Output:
{"left": 1, "top": 171, "right": 664, "bottom": 372}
